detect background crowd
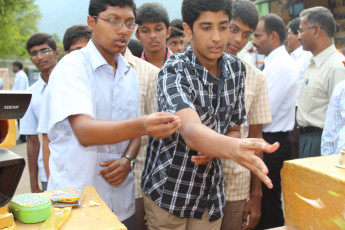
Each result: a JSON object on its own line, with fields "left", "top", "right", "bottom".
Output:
{"left": 3, "top": 0, "right": 345, "bottom": 230}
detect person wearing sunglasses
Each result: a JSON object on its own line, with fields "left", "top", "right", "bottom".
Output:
{"left": 20, "top": 32, "right": 60, "bottom": 194}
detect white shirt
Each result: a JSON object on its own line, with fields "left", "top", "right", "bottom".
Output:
{"left": 47, "top": 41, "right": 140, "bottom": 221}
{"left": 19, "top": 75, "right": 47, "bottom": 182}
{"left": 262, "top": 45, "right": 298, "bottom": 133}
{"left": 12, "top": 69, "right": 29, "bottom": 91}
{"left": 290, "top": 46, "right": 313, "bottom": 105}
{"left": 0, "top": 78, "right": 3, "bottom": 89}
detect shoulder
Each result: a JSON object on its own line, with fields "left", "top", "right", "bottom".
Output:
{"left": 27, "top": 80, "right": 42, "bottom": 93}
{"left": 223, "top": 53, "right": 246, "bottom": 72}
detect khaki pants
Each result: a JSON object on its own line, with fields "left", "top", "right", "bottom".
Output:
{"left": 143, "top": 193, "right": 223, "bottom": 230}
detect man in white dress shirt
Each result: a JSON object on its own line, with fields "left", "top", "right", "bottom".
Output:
{"left": 46, "top": 1, "right": 180, "bottom": 229}
{"left": 20, "top": 33, "right": 60, "bottom": 193}
{"left": 252, "top": 14, "right": 298, "bottom": 229}
{"left": 286, "top": 17, "right": 313, "bottom": 159}
{"left": 12, "top": 61, "right": 29, "bottom": 144}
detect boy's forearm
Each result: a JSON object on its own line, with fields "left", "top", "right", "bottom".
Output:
{"left": 124, "top": 137, "right": 141, "bottom": 159}
{"left": 248, "top": 124, "right": 263, "bottom": 197}
{"left": 27, "top": 135, "right": 40, "bottom": 191}
{"left": 42, "top": 133, "right": 50, "bottom": 179}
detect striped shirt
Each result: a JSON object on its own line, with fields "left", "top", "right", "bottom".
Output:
{"left": 141, "top": 47, "right": 246, "bottom": 221}
{"left": 47, "top": 40, "right": 140, "bottom": 221}
{"left": 321, "top": 80, "right": 345, "bottom": 156}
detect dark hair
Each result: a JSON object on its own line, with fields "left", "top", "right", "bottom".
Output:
{"left": 127, "top": 39, "right": 143, "bottom": 58}
{"left": 170, "top": 18, "right": 183, "bottom": 31}
{"left": 287, "top": 17, "right": 300, "bottom": 35}
{"left": 12, "top": 61, "right": 23, "bottom": 70}
{"left": 168, "top": 27, "right": 184, "bottom": 40}
{"left": 89, "top": 0, "right": 136, "bottom": 18}
{"left": 26, "top": 32, "right": 57, "bottom": 53}
{"left": 261, "top": 14, "right": 286, "bottom": 44}
{"left": 182, "top": 0, "right": 232, "bottom": 30}
{"left": 300, "top": 6, "right": 336, "bottom": 37}
{"left": 136, "top": 3, "right": 169, "bottom": 28}
{"left": 63, "top": 25, "right": 91, "bottom": 51}
{"left": 232, "top": 0, "right": 258, "bottom": 30}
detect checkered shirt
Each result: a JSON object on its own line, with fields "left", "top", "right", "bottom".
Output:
{"left": 222, "top": 58, "right": 272, "bottom": 201}
{"left": 123, "top": 50, "right": 160, "bottom": 199}
{"left": 141, "top": 47, "right": 246, "bottom": 221}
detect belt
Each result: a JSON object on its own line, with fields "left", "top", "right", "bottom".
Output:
{"left": 298, "top": 126, "right": 323, "bottom": 133}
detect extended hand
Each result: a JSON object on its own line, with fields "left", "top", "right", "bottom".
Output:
{"left": 98, "top": 158, "right": 130, "bottom": 185}
{"left": 235, "top": 138, "right": 279, "bottom": 189}
{"left": 145, "top": 112, "right": 181, "bottom": 139}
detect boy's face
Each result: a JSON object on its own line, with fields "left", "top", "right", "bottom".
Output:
{"left": 66, "top": 38, "right": 90, "bottom": 54}
{"left": 225, "top": 18, "right": 254, "bottom": 55}
{"left": 167, "top": 36, "right": 185, "bottom": 53}
{"left": 136, "top": 22, "right": 171, "bottom": 54}
{"left": 88, "top": 5, "right": 135, "bottom": 57}
{"left": 184, "top": 10, "right": 229, "bottom": 66}
{"left": 29, "top": 43, "right": 59, "bottom": 73}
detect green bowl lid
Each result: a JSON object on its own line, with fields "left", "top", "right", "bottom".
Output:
{"left": 10, "top": 193, "right": 51, "bottom": 207}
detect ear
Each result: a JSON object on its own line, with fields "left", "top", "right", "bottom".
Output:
{"left": 270, "top": 31, "right": 280, "bottom": 44}
{"left": 135, "top": 31, "right": 140, "bottom": 40}
{"left": 183, "top": 22, "right": 193, "bottom": 42}
{"left": 166, "top": 27, "right": 171, "bottom": 39}
{"left": 313, "top": 25, "right": 321, "bottom": 38}
{"left": 87, "top": 15, "right": 95, "bottom": 31}
{"left": 54, "top": 48, "right": 60, "bottom": 58}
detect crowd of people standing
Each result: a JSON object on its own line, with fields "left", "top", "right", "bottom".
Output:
{"left": 6, "top": 0, "right": 345, "bottom": 229}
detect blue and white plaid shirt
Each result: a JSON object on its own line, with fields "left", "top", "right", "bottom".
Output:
{"left": 141, "top": 46, "right": 246, "bottom": 221}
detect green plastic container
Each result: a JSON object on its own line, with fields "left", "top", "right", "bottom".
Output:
{"left": 10, "top": 193, "right": 51, "bottom": 223}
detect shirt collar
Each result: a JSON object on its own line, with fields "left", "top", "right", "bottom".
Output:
{"left": 291, "top": 46, "right": 304, "bottom": 59}
{"left": 37, "top": 73, "right": 47, "bottom": 94}
{"left": 264, "top": 45, "right": 286, "bottom": 65}
{"left": 140, "top": 47, "right": 173, "bottom": 68}
{"left": 86, "top": 40, "right": 131, "bottom": 75}
{"left": 185, "top": 46, "right": 229, "bottom": 85}
{"left": 312, "top": 44, "right": 337, "bottom": 68}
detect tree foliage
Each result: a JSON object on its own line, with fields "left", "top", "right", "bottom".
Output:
{"left": 0, "top": 0, "right": 41, "bottom": 58}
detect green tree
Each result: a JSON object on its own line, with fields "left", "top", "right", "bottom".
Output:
{"left": 0, "top": 0, "right": 41, "bottom": 58}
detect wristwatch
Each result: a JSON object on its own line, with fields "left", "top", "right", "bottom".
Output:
{"left": 122, "top": 154, "right": 135, "bottom": 171}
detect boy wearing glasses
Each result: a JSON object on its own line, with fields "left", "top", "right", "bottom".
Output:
{"left": 45, "top": 1, "right": 180, "bottom": 229}
{"left": 20, "top": 32, "right": 60, "bottom": 193}
{"left": 135, "top": 3, "right": 172, "bottom": 68}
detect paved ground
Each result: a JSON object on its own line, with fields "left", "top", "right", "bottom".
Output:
{"left": 8, "top": 141, "right": 32, "bottom": 196}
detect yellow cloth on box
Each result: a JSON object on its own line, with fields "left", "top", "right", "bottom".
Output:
{"left": 281, "top": 154, "right": 345, "bottom": 229}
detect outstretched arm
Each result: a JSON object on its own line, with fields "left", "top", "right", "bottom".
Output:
{"left": 176, "top": 108, "right": 279, "bottom": 189}
{"left": 68, "top": 112, "right": 181, "bottom": 146}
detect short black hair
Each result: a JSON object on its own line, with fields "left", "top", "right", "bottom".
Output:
{"left": 168, "top": 27, "right": 184, "bottom": 40}
{"left": 136, "top": 3, "right": 169, "bottom": 28}
{"left": 170, "top": 18, "right": 183, "bottom": 31}
{"left": 261, "top": 14, "right": 286, "bottom": 44}
{"left": 89, "top": 0, "right": 136, "bottom": 18}
{"left": 127, "top": 39, "right": 143, "bottom": 58}
{"left": 12, "top": 61, "right": 23, "bottom": 70}
{"left": 26, "top": 32, "right": 57, "bottom": 53}
{"left": 287, "top": 17, "right": 300, "bottom": 35}
{"left": 182, "top": 0, "right": 232, "bottom": 30}
{"left": 300, "top": 6, "right": 336, "bottom": 37}
{"left": 232, "top": 0, "right": 258, "bottom": 30}
{"left": 63, "top": 25, "right": 91, "bottom": 52}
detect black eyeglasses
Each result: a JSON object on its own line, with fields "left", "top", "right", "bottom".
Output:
{"left": 29, "top": 48, "right": 54, "bottom": 58}
{"left": 93, "top": 16, "right": 138, "bottom": 31}
{"left": 297, "top": 26, "right": 316, "bottom": 35}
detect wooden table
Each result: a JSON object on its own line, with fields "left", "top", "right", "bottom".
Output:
{"left": 15, "top": 186, "right": 126, "bottom": 230}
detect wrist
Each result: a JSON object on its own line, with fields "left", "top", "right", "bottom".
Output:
{"left": 121, "top": 154, "right": 135, "bottom": 171}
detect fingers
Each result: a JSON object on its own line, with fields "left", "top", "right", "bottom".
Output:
{"left": 244, "top": 139, "right": 280, "bottom": 154}
{"left": 146, "top": 113, "right": 181, "bottom": 139}
{"left": 239, "top": 155, "right": 272, "bottom": 189}
{"left": 98, "top": 158, "right": 130, "bottom": 185}
{"left": 191, "top": 152, "right": 213, "bottom": 165}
